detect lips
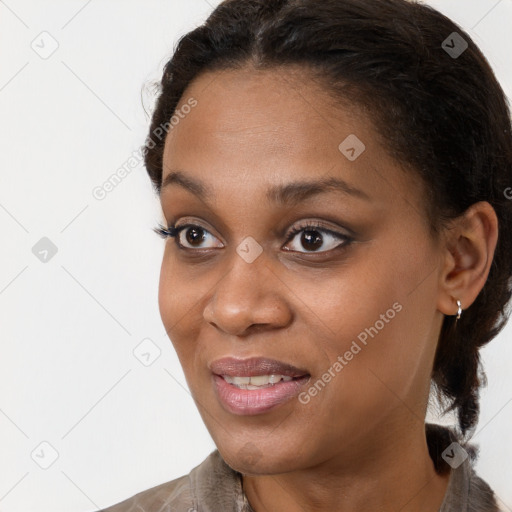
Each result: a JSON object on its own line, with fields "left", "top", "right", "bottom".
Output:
{"left": 209, "top": 356, "right": 311, "bottom": 415}
{"left": 209, "top": 356, "right": 310, "bottom": 378}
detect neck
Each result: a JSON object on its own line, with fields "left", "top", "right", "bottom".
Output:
{"left": 241, "top": 421, "right": 451, "bottom": 512}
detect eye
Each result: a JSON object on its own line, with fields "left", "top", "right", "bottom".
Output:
{"left": 153, "top": 220, "right": 352, "bottom": 254}
{"left": 175, "top": 224, "right": 224, "bottom": 250}
{"left": 283, "top": 221, "right": 352, "bottom": 253}
{"left": 153, "top": 223, "right": 223, "bottom": 250}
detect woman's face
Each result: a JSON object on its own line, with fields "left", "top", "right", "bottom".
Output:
{"left": 158, "top": 65, "right": 446, "bottom": 474}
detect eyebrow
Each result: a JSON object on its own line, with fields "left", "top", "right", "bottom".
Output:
{"left": 161, "top": 170, "right": 371, "bottom": 204}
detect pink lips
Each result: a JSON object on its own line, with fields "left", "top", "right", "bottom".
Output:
{"left": 210, "top": 357, "right": 310, "bottom": 415}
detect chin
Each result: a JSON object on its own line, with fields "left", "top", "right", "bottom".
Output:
{"left": 219, "top": 439, "right": 302, "bottom": 475}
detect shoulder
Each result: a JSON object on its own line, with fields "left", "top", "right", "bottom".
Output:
{"left": 98, "top": 471, "right": 192, "bottom": 512}
{"left": 467, "top": 472, "right": 503, "bottom": 512}
{"left": 99, "top": 449, "right": 246, "bottom": 512}
{"left": 100, "top": 425, "right": 503, "bottom": 512}
{"left": 426, "top": 423, "right": 501, "bottom": 512}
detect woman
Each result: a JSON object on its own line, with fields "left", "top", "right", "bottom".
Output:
{"left": 101, "top": 0, "right": 512, "bottom": 510}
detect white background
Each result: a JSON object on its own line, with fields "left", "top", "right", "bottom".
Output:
{"left": 0, "top": 1, "right": 511, "bottom": 511}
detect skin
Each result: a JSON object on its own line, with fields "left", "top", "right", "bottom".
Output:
{"left": 157, "top": 65, "right": 498, "bottom": 512}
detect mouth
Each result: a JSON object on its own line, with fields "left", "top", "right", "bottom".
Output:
{"left": 210, "top": 357, "right": 311, "bottom": 415}
{"left": 221, "top": 374, "right": 300, "bottom": 389}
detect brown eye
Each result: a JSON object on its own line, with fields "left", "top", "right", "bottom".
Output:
{"left": 183, "top": 226, "right": 206, "bottom": 246}
{"left": 175, "top": 224, "right": 224, "bottom": 250}
{"left": 283, "top": 223, "right": 351, "bottom": 253}
{"left": 301, "top": 230, "right": 324, "bottom": 251}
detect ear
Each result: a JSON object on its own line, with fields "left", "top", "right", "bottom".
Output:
{"left": 437, "top": 201, "right": 498, "bottom": 316}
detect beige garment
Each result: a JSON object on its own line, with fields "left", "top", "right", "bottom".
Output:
{"left": 99, "top": 423, "right": 501, "bottom": 512}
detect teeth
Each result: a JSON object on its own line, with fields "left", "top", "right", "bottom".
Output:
{"left": 223, "top": 374, "right": 294, "bottom": 388}
{"left": 226, "top": 376, "right": 250, "bottom": 385}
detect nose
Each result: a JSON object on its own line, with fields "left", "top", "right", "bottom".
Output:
{"left": 202, "top": 251, "right": 293, "bottom": 336}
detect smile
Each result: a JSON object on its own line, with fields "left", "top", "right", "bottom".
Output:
{"left": 221, "top": 374, "right": 294, "bottom": 388}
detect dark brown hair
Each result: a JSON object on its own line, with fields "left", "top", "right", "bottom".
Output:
{"left": 142, "top": 0, "right": 512, "bottom": 439}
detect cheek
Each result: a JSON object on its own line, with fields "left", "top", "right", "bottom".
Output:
{"left": 313, "top": 249, "right": 437, "bottom": 416}
{"left": 157, "top": 249, "right": 209, "bottom": 323}
{"left": 306, "top": 309, "right": 427, "bottom": 445}
{"left": 157, "top": 255, "right": 201, "bottom": 364}
{"left": 284, "top": 257, "right": 395, "bottom": 353}
{"left": 301, "top": 239, "right": 432, "bottom": 353}
{"left": 157, "top": 253, "right": 226, "bottom": 379}
{"left": 158, "top": 255, "right": 180, "bottom": 328}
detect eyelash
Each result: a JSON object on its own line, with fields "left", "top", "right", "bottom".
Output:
{"left": 153, "top": 221, "right": 353, "bottom": 254}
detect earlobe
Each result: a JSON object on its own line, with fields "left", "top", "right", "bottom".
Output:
{"left": 436, "top": 201, "right": 498, "bottom": 317}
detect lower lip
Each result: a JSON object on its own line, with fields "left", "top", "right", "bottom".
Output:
{"left": 212, "top": 374, "right": 310, "bottom": 415}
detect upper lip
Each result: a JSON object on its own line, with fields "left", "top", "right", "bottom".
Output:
{"left": 209, "top": 357, "right": 310, "bottom": 378}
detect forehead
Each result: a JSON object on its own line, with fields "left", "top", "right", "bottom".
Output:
{"left": 165, "top": 64, "right": 359, "bottom": 160}
{"left": 160, "top": 65, "right": 421, "bottom": 211}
